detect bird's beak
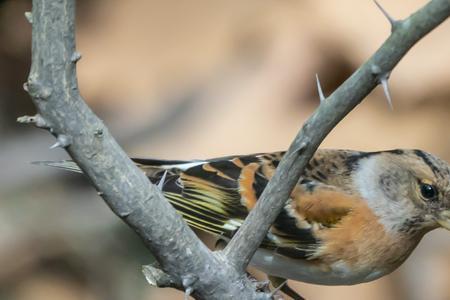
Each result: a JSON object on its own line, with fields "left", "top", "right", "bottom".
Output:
{"left": 437, "top": 211, "right": 450, "bottom": 230}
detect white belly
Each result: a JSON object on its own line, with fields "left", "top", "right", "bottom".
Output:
{"left": 250, "top": 249, "right": 386, "bottom": 286}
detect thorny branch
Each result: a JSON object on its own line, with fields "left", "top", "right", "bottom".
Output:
{"left": 20, "top": 0, "right": 449, "bottom": 299}
{"left": 22, "top": 0, "right": 259, "bottom": 299}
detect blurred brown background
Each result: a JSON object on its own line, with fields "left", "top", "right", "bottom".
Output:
{"left": 1, "top": 0, "right": 449, "bottom": 299}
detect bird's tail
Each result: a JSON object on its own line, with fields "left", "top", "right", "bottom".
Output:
{"left": 32, "top": 158, "right": 192, "bottom": 179}
{"left": 32, "top": 160, "right": 83, "bottom": 173}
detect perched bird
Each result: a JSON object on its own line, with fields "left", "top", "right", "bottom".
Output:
{"left": 44, "top": 149, "right": 450, "bottom": 299}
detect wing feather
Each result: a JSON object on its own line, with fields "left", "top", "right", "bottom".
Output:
{"left": 134, "top": 151, "right": 358, "bottom": 259}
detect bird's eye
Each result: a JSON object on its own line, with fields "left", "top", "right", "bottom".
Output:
{"left": 420, "top": 183, "right": 438, "bottom": 200}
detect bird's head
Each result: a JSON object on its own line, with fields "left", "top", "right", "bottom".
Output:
{"left": 353, "top": 149, "right": 450, "bottom": 235}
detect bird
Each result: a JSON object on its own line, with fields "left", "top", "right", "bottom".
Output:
{"left": 42, "top": 149, "right": 450, "bottom": 299}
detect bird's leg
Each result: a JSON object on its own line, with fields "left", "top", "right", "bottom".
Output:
{"left": 268, "top": 275, "right": 306, "bottom": 300}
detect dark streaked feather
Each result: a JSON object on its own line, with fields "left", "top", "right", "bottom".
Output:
{"left": 32, "top": 160, "right": 82, "bottom": 173}
{"left": 136, "top": 151, "right": 337, "bottom": 259}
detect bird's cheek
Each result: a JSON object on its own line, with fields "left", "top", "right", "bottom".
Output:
{"left": 436, "top": 210, "right": 450, "bottom": 230}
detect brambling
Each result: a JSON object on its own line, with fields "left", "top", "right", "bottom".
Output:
{"left": 45, "top": 149, "right": 450, "bottom": 299}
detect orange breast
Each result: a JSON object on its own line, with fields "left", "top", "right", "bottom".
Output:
{"left": 313, "top": 202, "right": 419, "bottom": 273}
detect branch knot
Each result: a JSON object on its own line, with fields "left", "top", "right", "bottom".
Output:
{"left": 142, "top": 264, "right": 179, "bottom": 288}
{"left": 26, "top": 78, "right": 53, "bottom": 100}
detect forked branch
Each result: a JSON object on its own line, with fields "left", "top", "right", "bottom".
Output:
{"left": 21, "top": 0, "right": 450, "bottom": 299}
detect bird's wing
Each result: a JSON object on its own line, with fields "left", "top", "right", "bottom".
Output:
{"left": 273, "top": 181, "right": 356, "bottom": 259}
{"left": 134, "top": 150, "right": 357, "bottom": 259}
{"left": 134, "top": 152, "right": 282, "bottom": 236}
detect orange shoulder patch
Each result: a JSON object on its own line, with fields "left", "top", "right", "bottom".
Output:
{"left": 238, "top": 162, "right": 260, "bottom": 210}
{"left": 293, "top": 187, "right": 356, "bottom": 227}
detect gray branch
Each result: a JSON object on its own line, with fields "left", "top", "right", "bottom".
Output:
{"left": 224, "top": 0, "right": 450, "bottom": 270}
{"left": 23, "top": 0, "right": 260, "bottom": 299}
{"left": 21, "top": 0, "right": 449, "bottom": 299}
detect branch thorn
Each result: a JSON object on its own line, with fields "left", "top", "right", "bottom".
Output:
{"left": 315, "top": 73, "right": 326, "bottom": 103}
{"left": 379, "top": 73, "right": 393, "bottom": 110}
{"left": 49, "top": 142, "right": 61, "bottom": 149}
{"left": 373, "top": 0, "right": 398, "bottom": 31}
{"left": 71, "top": 51, "right": 82, "bottom": 63}
{"left": 182, "top": 274, "right": 198, "bottom": 300}
{"left": 371, "top": 65, "right": 393, "bottom": 110}
{"left": 50, "top": 134, "right": 71, "bottom": 149}
{"left": 118, "top": 210, "right": 131, "bottom": 218}
{"left": 184, "top": 287, "right": 193, "bottom": 300}
{"left": 24, "top": 11, "right": 32, "bottom": 24}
